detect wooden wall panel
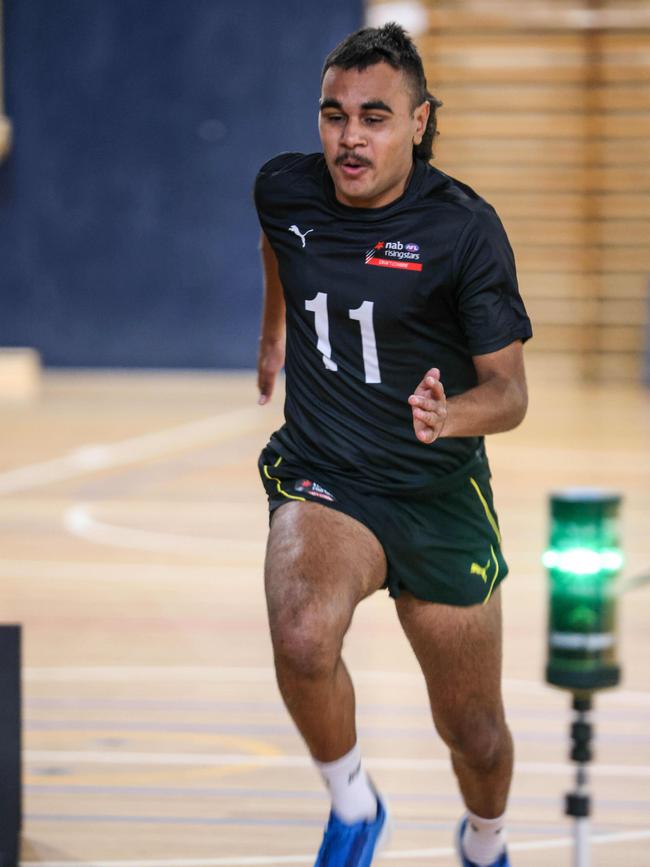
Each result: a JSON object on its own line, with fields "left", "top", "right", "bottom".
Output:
{"left": 366, "top": 0, "right": 650, "bottom": 380}
{"left": 507, "top": 220, "right": 650, "bottom": 247}
{"left": 520, "top": 272, "right": 646, "bottom": 299}
{"left": 437, "top": 165, "right": 650, "bottom": 192}
{"left": 438, "top": 82, "right": 650, "bottom": 111}
{"left": 436, "top": 138, "right": 648, "bottom": 167}
{"left": 526, "top": 296, "right": 646, "bottom": 324}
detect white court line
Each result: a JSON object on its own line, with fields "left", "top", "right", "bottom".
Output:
{"left": 0, "top": 560, "right": 231, "bottom": 580}
{"left": 19, "top": 664, "right": 422, "bottom": 683}
{"left": 0, "top": 405, "right": 270, "bottom": 495}
{"left": 23, "top": 750, "right": 650, "bottom": 777}
{"left": 21, "top": 664, "right": 650, "bottom": 706}
{"left": 63, "top": 504, "right": 265, "bottom": 557}
{"left": 19, "top": 665, "right": 299, "bottom": 683}
{"left": 18, "top": 829, "right": 650, "bottom": 866}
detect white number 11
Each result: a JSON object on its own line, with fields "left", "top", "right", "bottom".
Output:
{"left": 304, "top": 292, "right": 381, "bottom": 384}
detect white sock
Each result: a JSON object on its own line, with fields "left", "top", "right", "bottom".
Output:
{"left": 314, "top": 742, "right": 377, "bottom": 824}
{"left": 462, "top": 811, "right": 507, "bottom": 866}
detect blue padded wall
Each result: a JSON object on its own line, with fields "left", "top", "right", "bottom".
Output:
{"left": 0, "top": 1, "right": 362, "bottom": 367}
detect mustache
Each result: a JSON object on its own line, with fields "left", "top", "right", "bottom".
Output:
{"left": 335, "top": 152, "right": 372, "bottom": 167}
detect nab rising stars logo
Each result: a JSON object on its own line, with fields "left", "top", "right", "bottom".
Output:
{"left": 365, "top": 240, "right": 423, "bottom": 272}
{"left": 294, "top": 479, "right": 336, "bottom": 502}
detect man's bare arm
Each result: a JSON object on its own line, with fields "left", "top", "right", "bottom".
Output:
{"left": 257, "top": 231, "right": 286, "bottom": 405}
{"left": 408, "top": 341, "right": 528, "bottom": 444}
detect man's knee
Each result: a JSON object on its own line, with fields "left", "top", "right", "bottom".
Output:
{"left": 264, "top": 508, "right": 362, "bottom": 681}
{"left": 266, "top": 548, "right": 351, "bottom": 681}
{"left": 270, "top": 593, "right": 347, "bottom": 680}
{"left": 436, "top": 707, "right": 511, "bottom": 771}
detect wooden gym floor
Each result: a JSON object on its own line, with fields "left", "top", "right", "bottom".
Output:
{"left": 1, "top": 361, "right": 649, "bottom": 866}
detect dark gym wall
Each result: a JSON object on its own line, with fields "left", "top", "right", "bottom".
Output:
{"left": 0, "top": 1, "right": 363, "bottom": 367}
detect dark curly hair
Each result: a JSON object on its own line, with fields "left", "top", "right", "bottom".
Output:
{"left": 321, "top": 22, "right": 442, "bottom": 162}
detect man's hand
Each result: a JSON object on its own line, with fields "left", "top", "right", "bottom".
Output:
{"left": 408, "top": 367, "right": 447, "bottom": 444}
{"left": 257, "top": 337, "right": 285, "bottom": 405}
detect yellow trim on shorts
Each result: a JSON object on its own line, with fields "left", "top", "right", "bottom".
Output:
{"left": 263, "top": 458, "right": 306, "bottom": 502}
{"left": 483, "top": 544, "right": 499, "bottom": 606}
{"left": 469, "top": 476, "right": 502, "bottom": 545}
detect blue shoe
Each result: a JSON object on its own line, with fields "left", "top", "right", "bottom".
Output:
{"left": 314, "top": 795, "right": 390, "bottom": 866}
{"left": 455, "top": 816, "right": 510, "bottom": 866}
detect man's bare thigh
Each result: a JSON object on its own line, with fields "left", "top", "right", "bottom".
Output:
{"left": 265, "top": 501, "right": 387, "bottom": 618}
{"left": 396, "top": 589, "right": 505, "bottom": 732}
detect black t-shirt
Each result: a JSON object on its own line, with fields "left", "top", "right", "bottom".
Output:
{"left": 254, "top": 152, "right": 532, "bottom": 494}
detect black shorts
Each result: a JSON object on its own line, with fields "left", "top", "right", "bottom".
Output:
{"left": 258, "top": 445, "right": 508, "bottom": 607}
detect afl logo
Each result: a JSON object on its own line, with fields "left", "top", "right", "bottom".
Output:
{"left": 405, "top": 243, "right": 419, "bottom": 252}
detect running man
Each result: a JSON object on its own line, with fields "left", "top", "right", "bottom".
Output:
{"left": 254, "top": 23, "right": 532, "bottom": 867}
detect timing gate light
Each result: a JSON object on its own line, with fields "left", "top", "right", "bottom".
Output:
{"left": 544, "top": 489, "right": 622, "bottom": 693}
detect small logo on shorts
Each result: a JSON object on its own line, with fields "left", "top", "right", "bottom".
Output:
{"left": 470, "top": 557, "right": 492, "bottom": 584}
{"left": 294, "top": 479, "right": 335, "bottom": 502}
{"left": 470, "top": 545, "right": 499, "bottom": 590}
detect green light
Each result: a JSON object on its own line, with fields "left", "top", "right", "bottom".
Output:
{"left": 545, "top": 489, "right": 622, "bottom": 692}
{"left": 542, "top": 547, "right": 624, "bottom": 576}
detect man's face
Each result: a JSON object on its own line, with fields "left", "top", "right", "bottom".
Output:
{"left": 319, "top": 62, "right": 429, "bottom": 209}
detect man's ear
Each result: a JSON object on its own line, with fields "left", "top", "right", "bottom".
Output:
{"left": 413, "top": 99, "right": 430, "bottom": 146}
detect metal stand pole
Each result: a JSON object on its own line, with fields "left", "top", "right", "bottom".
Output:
{"left": 566, "top": 694, "right": 593, "bottom": 867}
{"left": 0, "top": 625, "right": 21, "bottom": 867}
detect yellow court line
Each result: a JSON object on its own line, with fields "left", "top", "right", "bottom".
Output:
{"left": 25, "top": 734, "right": 282, "bottom": 784}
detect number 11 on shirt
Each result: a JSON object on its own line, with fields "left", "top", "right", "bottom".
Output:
{"left": 305, "top": 292, "right": 381, "bottom": 384}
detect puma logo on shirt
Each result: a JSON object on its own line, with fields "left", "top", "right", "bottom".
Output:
{"left": 289, "top": 224, "right": 314, "bottom": 248}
